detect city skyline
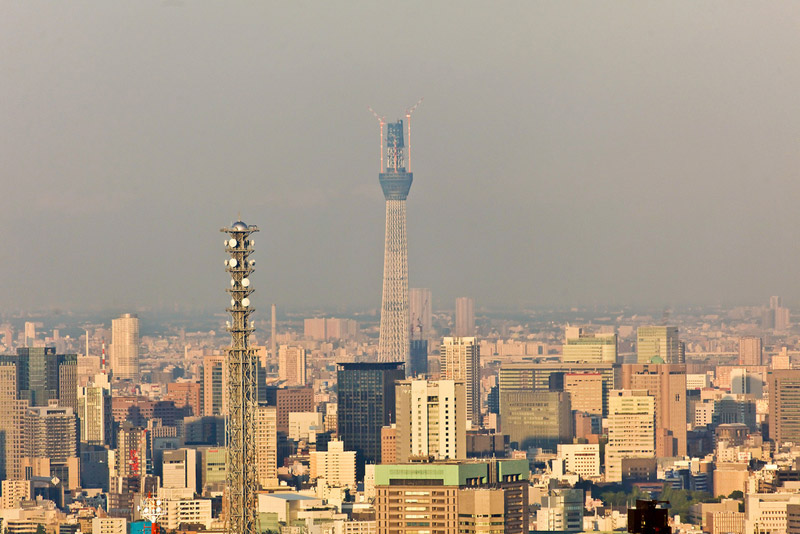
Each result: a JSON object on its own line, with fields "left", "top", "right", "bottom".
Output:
{"left": 2, "top": 3, "right": 799, "bottom": 313}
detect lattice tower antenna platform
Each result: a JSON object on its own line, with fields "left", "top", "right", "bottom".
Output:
{"left": 222, "top": 221, "right": 259, "bottom": 534}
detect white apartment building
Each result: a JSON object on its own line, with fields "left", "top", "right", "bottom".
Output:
{"left": 309, "top": 440, "right": 356, "bottom": 489}
{"left": 557, "top": 443, "right": 601, "bottom": 479}
{"left": 395, "top": 379, "right": 466, "bottom": 462}
{"left": 605, "top": 390, "right": 655, "bottom": 482}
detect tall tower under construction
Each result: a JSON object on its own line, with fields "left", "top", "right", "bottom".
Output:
{"left": 377, "top": 119, "right": 413, "bottom": 368}
{"left": 222, "top": 221, "right": 259, "bottom": 534}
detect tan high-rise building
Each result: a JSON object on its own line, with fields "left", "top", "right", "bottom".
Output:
{"left": 409, "top": 288, "right": 433, "bottom": 337}
{"left": 0, "top": 361, "right": 25, "bottom": 480}
{"left": 111, "top": 314, "right": 139, "bottom": 380}
{"left": 440, "top": 337, "right": 480, "bottom": 425}
{"left": 563, "top": 372, "right": 604, "bottom": 416}
{"left": 454, "top": 297, "right": 475, "bottom": 337}
{"left": 769, "top": 370, "right": 800, "bottom": 446}
{"left": 395, "top": 379, "right": 466, "bottom": 462}
{"left": 166, "top": 382, "right": 202, "bottom": 417}
{"left": 637, "top": 326, "right": 681, "bottom": 364}
{"left": 278, "top": 345, "right": 307, "bottom": 386}
{"left": 605, "top": 390, "right": 655, "bottom": 482}
{"left": 562, "top": 328, "right": 617, "bottom": 364}
{"left": 310, "top": 439, "right": 356, "bottom": 489}
{"left": 739, "top": 337, "right": 763, "bottom": 367}
{"left": 203, "top": 354, "right": 227, "bottom": 416}
{"left": 621, "top": 363, "right": 687, "bottom": 457}
{"left": 78, "top": 372, "right": 112, "bottom": 446}
{"left": 255, "top": 405, "right": 278, "bottom": 488}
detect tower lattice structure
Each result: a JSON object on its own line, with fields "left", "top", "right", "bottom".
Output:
{"left": 222, "top": 221, "right": 259, "bottom": 534}
{"left": 378, "top": 121, "right": 413, "bottom": 369}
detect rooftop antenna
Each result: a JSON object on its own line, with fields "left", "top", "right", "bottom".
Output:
{"left": 405, "top": 98, "right": 423, "bottom": 171}
{"left": 368, "top": 106, "right": 386, "bottom": 172}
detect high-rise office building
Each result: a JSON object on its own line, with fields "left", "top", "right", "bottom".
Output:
{"left": 769, "top": 370, "right": 800, "bottom": 445}
{"left": 499, "top": 390, "right": 572, "bottom": 451}
{"left": 111, "top": 313, "right": 139, "bottom": 380}
{"left": 637, "top": 326, "right": 681, "bottom": 364}
{"left": 165, "top": 382, "right": 202, "bottom": 418}
{"left": 25, "top": 405, "right": 80, "bottom": 489}
{"left": 409, "top": 288, "right": 432, "bottom": 337}
{"left": 621, "top": 364, "right": 687, "bottom": 457}
{"left": 395, "top": 379, "right": 466, "bottom": 462}
{"left": 3, "top": 347, "right": 77, "bottom": 409}
{"left": 78, "top": 372, "right": 113, "bottom": 447}
{"left": 605, "top": 390, "right": 655, "bottom": 482}
{"left": 263, "top": 386, "right": 315, "bottom": 434}
{"left": 0, "top": 360, "right": 25, "bottom": 480}
{"left": 498, "top": 362, "right": 620, "bottom": 417}
{"left": 408, "top": 339, "right": 428, "bottom": 377}
{"left": 440, "top": 337, "right": 480, "bottom": 425}
{"left": 377, "top": 120, "right": 414, "bottom": 368}
{"left": 562, "top": 328, "right": 617, "bottom": 363}
{"left": 337, "top": 362, "right": 405, "bottom": 472}
{"left": 203, "top": 354, "right": 227, "bottom": 416}
{"left": 375, "top": 460, "right": 529, "bottom": 534}
{"left": 278, "top": 345, "right": 306, "bottom": 386}
{"left": 765, "top": 296, "right": 791, "bottom": 332}
{"left": 255, "top": 404, "right": 277, "bottom": 488}
{"left": 563, "top": 372, "right": 604, "bottom": 417}
{"left": 454, "top": 297, "right": 475, "bottom": 337}
{"left": 739, "top": 337, "right": 763, "bottom": 366}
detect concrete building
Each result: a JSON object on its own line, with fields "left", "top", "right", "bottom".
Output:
{"left": 745, "top": 493, "right": 800, "bottom": 534}
{"left": 769, "top": 370, "right": 800, "bottom": 446}
{"left": 375, "top": 460, "right": 529, "bottom": 534}
{"left": 395, "top": 379, "right": 466, "bottom": 462}
{"left": 202, "top": 353, "right": 227, "bottom": 416}
{"left": 636, "top": 326, "right": 681, "bottom": 364}
{"left": 739, "top": 337, "right": 763, "bottom": 367}
{"left": 0, "top": 480, "right": 31, "bottom": 509}
{"left": 78, "top": 372, "right": 112, "bottom": 447}
{"left": 563, "top": 372, "right": 604, "bottom": 417}
{"left": 454, "top": 297, "right": 475, "bottom": 337}
{"left": 111, "top": 313, "right": 139, "bottom": 380}
{"left": 605, "top": 390, "right": 654, "bottom": 482}
{"left": 255, "top": 405, "right": 278, "bottom": 488}
{"left": 165, "top": 382, "right": 202, "bottom": 417}
{"left": 310, "top": 440, "right": 356, "bottom": 489}
{"left": 24, "top": 405, "right": 80, "bottom": 489}
{"left": 92, "top": 517, "right": 127, "bottom": 534}
{"left": 562, "top": 328, "right": 617, "bottom": 364}
{"left": 557, "top": 443, "right": 601, "bottom": 479}
{"left": 499, "top": 390, "right": 572, "bottom": 451}
{"left": 304, "top": 317, "right": 359, "bottom": 341}
{"left": 263, "top": 386, "right": 315, "bottom": 434}
{"left": 278, "top": 345, "right": 307, "bottom": 386}
{"left": 288, "top": 411, "right": 323, "bottom": 442}
{"left": 498, "top": 362, "right": 620, "bottom": 417}
{"left": 161, "top": 449, "right": 198, "bottom": 491}
{"left": 199, "top": 447, "right": 226, "bottom": 495}
{"left": 0, "top": 360, "right": 25, "bottom": 480}
{"left": 440, "top": 337, "right": 480, "bottom": 425}
{"left": 536, "top": 488, "right": 584, "bottom": 532}
{"left": 621, "top": 363, "right": 687, "bottom": 457}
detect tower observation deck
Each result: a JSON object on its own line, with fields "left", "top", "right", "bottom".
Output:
{"left": 378, "top": 120, "right": 413, "bottom": 369}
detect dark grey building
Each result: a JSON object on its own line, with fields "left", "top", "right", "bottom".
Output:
{"left": 0, "top": 347, "right": 77, "bottom": 408}
{"left": 337, "top": 362, "right": 404, "bottom": 475}
{"left": 409, "top": 339, "right": 428, "bottom": 377}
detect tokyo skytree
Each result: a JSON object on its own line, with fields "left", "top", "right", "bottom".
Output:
{"left": 372, "top": 100, "right": 421, "bottom": 370}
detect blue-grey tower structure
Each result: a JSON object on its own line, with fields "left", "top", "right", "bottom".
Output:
{"left": 378, "top": 120, "right": 413, "bottom": 367}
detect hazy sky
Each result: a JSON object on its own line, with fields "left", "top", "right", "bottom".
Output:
{"left": 2, "top": 2, "right": 799, "bottom": 313}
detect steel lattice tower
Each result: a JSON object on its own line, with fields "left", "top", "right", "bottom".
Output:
{"left": 378, "top": 120, "right": 413, "bottom": 368}
{"left": 222, "top": 221, "right": 259, "bottom": 534}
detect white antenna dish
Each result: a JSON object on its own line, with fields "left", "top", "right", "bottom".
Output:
{"left": 224, "top": 259, "right": 229, "bottom": 266}
{"left": 242, "top": 297, "right": 251, "bottom": 307}
{"left": 242, "top": 278, "right": 250, "bottom": 287}
{"left": 229, "top": 258, "right": 238, "bottom": 268}
{"left": 249, "top": 260, "right": 256, "bottom": 266}
{"left": 230, "top": 299, "right": 235, "bottom": 307}
{"left": 229, "top": 238, "right": 237, "bottom": 248}
{"left": 230, "top": 279, "right": 236, "bottom": 287}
